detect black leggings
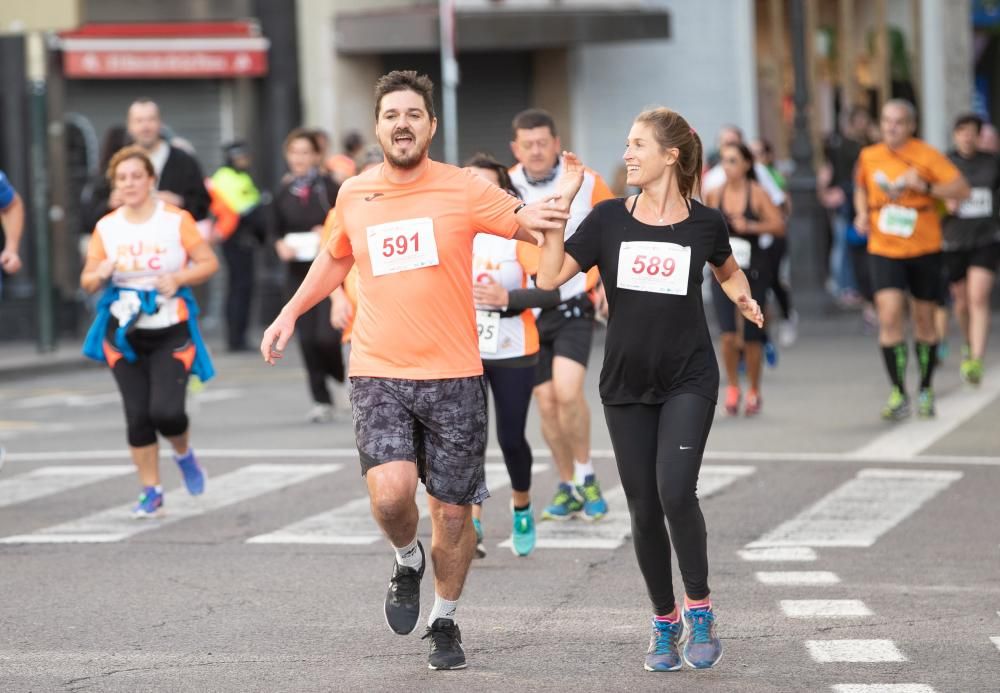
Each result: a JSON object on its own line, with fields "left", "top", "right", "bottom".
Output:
{"left": 108, "top": 323, "right": 192, "bottom": 448}
{"left": 288, "top": 263, "right": 344, "bottom": 404}
{"left": 765, "top": 237, "right": 793, "bottom": 319}
{"left": 483, "top": 361, "right": 536, "bottom": 493}
{"left": 604, "top": 393, "right": 716, "bottom": 615}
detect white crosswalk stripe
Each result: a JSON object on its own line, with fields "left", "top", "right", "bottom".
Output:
{"left": 780, "top": 599, "right": 873, "bottom": 618}
{"left": 502, "top": 464, "right": 756, "bottom": 551}
{"left": 0, "top": 464, "right": 340, "bottom": 544}
{"left": 738, "top": 546, "right": 817, "bottom": 562}
{"left": 831, "top": 686, "right": 937, "bottom": 693}
{"left": 0, "top": 465, "right": 133, "bottom": 508}
{"left": 246, "top": 463, "right": 528, "bottom": 545}
{"left": 806, "top": 639, "right": 906, "bottom": 663}
{"left": 747, "top": 469, "right": 961, "bottom": 548}
{"left": 756, "top": 571, "right": 841, "bottom": 586}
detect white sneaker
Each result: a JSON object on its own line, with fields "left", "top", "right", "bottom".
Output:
{"left": 778, "top": 310, "right": 799, "bottom": 348}
{"left": 306, "top": 403, "right": 334, "bottom": 423}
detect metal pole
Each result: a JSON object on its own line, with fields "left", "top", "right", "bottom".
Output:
{"left": 439, "top": 0, "right": 459, "bottom": 165}
{"left": 786, "top": 0, "right": 825, "bottom": 298}
{"left": 27, "top": 32, "right": 55, "bottom": 352}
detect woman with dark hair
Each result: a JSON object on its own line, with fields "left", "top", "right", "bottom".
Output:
{"left": 464, "top": 152, "right": 563, "bottom": 558}
{"left": 81, "top": 146, "right": 218, "bottom": 516}
{"left": 704, "top": 141, "right": 785, "bottom": 416}
{"left": 79, "top": 125, "right": 130, "bottom": 236}
{"left": 271, "top": 128, "right": 344, "bottom": 422}
{"left": 537, "top": 108, "right": 762, "bottom": 672}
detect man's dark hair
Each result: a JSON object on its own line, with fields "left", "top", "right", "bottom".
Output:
{"left": 953, "top": 112, "right": 984, "bottom": 133}
{"left": 374, "top": 71, "right": 436, "bottom": 120}
{"left": 511, "top": 109, "right": 557, "bottom": 139}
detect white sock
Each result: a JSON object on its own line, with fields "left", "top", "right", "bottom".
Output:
{"left": 573, "top": 459, "right": 595, "bottom": 486}
{"left": 428, "top": 593, "right": 459, "bottom": 625}
{"left": 393, "top": 536, "right": 422, "bottom": 570}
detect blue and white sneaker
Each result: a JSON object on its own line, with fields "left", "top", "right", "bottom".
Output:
{"left": 510, "top": 505, "right": 536, "bottom": 557}
{"left": 175, "top": 449, "right": 205, "bottom": 496}
{"left": 644, "top": 617, "right": 683, "bottom": 672}
{"left": 576, "top": 475, "right": 608, "bottom": 521}
{"left": 542, "top": 483, "right": 583, "bottom": 520}
{"left": 764, "top": 340, "right": 779, "bottom": 368}
{"left": 682, "top": 605, "right": 723, "bottom": 669}
{"left": 131, "top": 486, "right": 164, "bottom": 518}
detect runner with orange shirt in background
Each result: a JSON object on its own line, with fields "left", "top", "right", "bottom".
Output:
{"left": 260, "top": 70, "right": 572, "bottom": 671}
{"left": 854, "top": 99, "right": 970, "bottom": 419}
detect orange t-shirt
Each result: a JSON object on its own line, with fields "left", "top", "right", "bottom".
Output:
{"left": 855, "top": 139, "right": 961, "bottom": 258}
{"left": 326, "top": 160, "right": 520, "bottom": 379}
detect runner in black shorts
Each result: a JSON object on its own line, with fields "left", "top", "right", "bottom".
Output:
{"left": 943, "top": 113, "right": 1000, "bottom": 385}
{"left": 854, "top": 100, "right": 970, "bottom": 420}
{"left": 537, "top": 109, "right": 763, "bottom": 673}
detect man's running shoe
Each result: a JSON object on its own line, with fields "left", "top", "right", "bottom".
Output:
{"left": 423, "top": 618, "right": 466, "bottom": 670}
{"left": 960, "top": 358, "right": 983, "bottom": 386}
{"left": 306, "top": 403, "right": 334, "bottom": 423}
{"left": 764, "top": 341, "right": 779, "bottom": 368}
{"left": 384, "top": 540, "right": 425, "bottom": 635}
{"left": 880, "top": 387, "right": 910, "bottom": 421}
{"left": 744, "top": 390, "right": 762, "bottom": 417}
{"left": 174, "top": 449, "right": 205, "bottom": 496}
{"left": 644, "top": 617, "right": 683, "bottom": 672}
{"left": 682, "top": 605, "right": 723, "bottom": 669}
{"left": 510, "top": 505, "right": 536, "bottom": 557}
{"left": 917, "top": 388, "right": 936, "bottom": 418}
{"left": 577, "top": 475, "right": 608, "bottom": 521}
{"left": 724, "top": 386, "right": 741, "bottom": 416}
{"left": 541, "top": 483, "right": 582, "bottom": 520}
{"left": 131, "top": 486, "right": 164, "bottom": 518}
{"left": 472, "top": 517, "right": 486, "bottom": 559}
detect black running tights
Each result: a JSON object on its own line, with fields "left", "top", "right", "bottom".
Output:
{"left": 604, "top": 393, "right": 715, "bottom": 615}
{"left": 483, "top": 362, "right": 536, "bottom": 493}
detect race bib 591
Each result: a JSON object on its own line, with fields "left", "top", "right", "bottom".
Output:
{"left": 367, "top": 217, "right": 439, "bottom": 277}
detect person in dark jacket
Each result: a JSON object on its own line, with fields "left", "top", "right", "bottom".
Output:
{"left": 126, "top": 99, "right": 210, "bottom": 222}
{"left": 271, "top": 128, "right": 344, "bottom": 422}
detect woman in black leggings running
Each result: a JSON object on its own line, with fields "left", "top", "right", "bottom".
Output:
{"left": 81, "top": 146, "right": 219, "bottom": 517}
{"left": 537, "top": 108, "right": 762, "bottom": 673}
{"left": 464, "top": 153, "right": 562, "bottom": 558}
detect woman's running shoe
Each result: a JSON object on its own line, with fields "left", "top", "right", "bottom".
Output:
{"left": 510, "top": 505, "right": 536, "bottom": 557}
{"left": 644, "top": 617, "right": 683, "bottom": 672}
{"left": 174, "top": 449, "right": 205, "bottom": 496}
{"left": 131, "top": 486, "right": 164, "bottom": 518}
{"left": 764, "top": 341, "right": 779, "bottom": 368}
{"left": 472, "top": 517, "right": 486, "bottom": 559}
{"left": 682, "top": 605, "right": 723, "bottom": 669}
{"left": 744, "top": 390, "right": 762, "bottom": 417}
{"left": 724, "top": 386, "right": 741, "bottom": 416}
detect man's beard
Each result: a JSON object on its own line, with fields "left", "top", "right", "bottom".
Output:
{"left": 381, "top": 132, "right": 429, "bottom": 169}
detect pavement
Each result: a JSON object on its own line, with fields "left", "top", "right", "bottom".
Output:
{"left": 1, "top": 308, "right": 999, "bottom": 692}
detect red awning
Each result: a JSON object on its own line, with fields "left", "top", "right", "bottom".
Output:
{"left": 58, "top": 22, "right": 269, "bottom": 79}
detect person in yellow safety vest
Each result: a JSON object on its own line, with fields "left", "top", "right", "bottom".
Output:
{"left": 208, "top": 141, "right": 267, "bottom": 351}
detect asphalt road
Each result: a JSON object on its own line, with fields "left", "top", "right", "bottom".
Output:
{"left": 1, "top": 311, "right": 998, "bottom": 692}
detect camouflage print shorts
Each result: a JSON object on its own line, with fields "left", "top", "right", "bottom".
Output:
{"left": 350, "top": 376, "right": 489, "bottom": 506}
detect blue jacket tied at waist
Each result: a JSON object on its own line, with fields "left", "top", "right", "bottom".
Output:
{"left": 82, "top": 285, "right": 215, "bottom": 382}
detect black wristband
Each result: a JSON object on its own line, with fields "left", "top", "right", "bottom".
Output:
{"left": 513, "top": 202, "right": 527, "bottom": 215}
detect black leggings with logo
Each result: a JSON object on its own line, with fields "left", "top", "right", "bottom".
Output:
{"left": 604, "top": 392, "right": 716, "bottom": 615}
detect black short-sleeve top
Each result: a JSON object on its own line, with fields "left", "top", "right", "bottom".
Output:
{"left": 564, "top": 197, "right": 733, "bottom": 405}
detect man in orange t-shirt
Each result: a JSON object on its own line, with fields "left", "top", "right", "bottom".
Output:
{"left": 854, "top": 99, "right": 970, "bottom": 420}
{"left": 259, "top": 70, "right": 570, "bottom": 671}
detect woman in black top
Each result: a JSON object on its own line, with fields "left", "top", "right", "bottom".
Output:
{"left": 271, "top": 128, "right": 344, "bottom": 422}
{"left": 537, "top": 108, "right": 762, "bottom": 674}
{"left": 704, "top": 142, "right": 785, "bottom": 416}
